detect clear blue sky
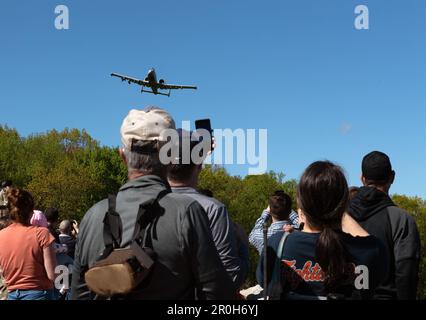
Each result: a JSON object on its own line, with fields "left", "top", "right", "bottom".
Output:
{"left": 1, "top": 0, "right": 425, "bottom": 198}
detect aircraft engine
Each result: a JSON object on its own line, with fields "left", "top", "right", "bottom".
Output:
{"left": 159, "top": 79, "right": 165, "bottom": 84}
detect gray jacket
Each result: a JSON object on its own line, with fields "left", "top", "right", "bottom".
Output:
{"left": 172, "top": 187, "right": 249, "bottom": 289}
{"left": 71, "top": 175, "right": 234, "bottom": 300}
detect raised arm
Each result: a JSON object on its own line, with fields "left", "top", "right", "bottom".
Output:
{"left": 249, "top": 208, "right": 270, "bottom": 253}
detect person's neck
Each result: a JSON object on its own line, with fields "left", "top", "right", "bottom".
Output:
{"left": 128, "top": 172, "right": 145, "bottom": 181}
{"left": 271, "top": 215, "right": 290, "bottom": 224}
{"left": 302, "top": 223, "right": 322, "bottom": 233}
{"left": 128, "top": 171, "right": 165, "bottom": 181}
{"left": 169, "top": 179, "right": 197, "bottom": 189}
{"left": 366, "top": 184, "right": 389, "bottom": 195}
{"left": 271, "top": 216, "right": 285, "bottom": 224}
{"left": 12, "top": 221, "right": 31, "bottom": 227}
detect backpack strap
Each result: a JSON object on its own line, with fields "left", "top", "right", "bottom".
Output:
{"left": 277, "top": 232, "right": 290, "bottom": 262}
{"left": 100, "top": 189, "right": 169, "bottom": 260}
{"left": 262, "top": 222, "right": 269, "bottom": 300}
{"left": 132, "top": 189, "right": 170, "bottom": 249}
{"left": 100, "top": 194, "right": 123, "bottom": 259}
{"left": 267, "top": 231, "right": 290, "bottom": 299}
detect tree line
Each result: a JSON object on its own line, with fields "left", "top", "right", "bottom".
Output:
{"left": 1, "top": 126, "right": 424, "bottom": 298}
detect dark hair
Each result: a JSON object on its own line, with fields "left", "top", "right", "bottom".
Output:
{"left": 6, "top": 188, "right": 34, "bottom": 226}
{"left": 0, "top": 216, "right": 11, "bottom": 230}
{"left": 297, "top": 161, "right": 349, "bottom": 291}
{"left": 198, "top": 188, "right": 214, "bottom": 197}
{"left": 268, "top": 190, "right": 292, "bottom": 221}
{"left": 363, "top": 176, "right": 394, "bottom": 188}
{"left": 167, "top": 135, "right": 202, "bottom": 182}
{"left": 348, "top": 186, "right": 360, "bottom": 200}
{"left": 362, "top": 151, "right": 394, "bottom": 187}
{"left": 44, "top": 207, "right": 59, "bottom": 223}
{"left": 168, "top": 163, "right": 198, "bottom": 182}
{"left": 1, "top": 180, "right": 12, "bottom": 189}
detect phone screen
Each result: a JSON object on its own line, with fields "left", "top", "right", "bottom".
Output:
{"left": 195, "top": 119, "right": 212, "bottom": 134}
{"left": 195, "top": 119, "right": 214, "bottom": 151}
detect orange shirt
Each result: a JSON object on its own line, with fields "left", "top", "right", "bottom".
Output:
{"left": 0, "top": 223, "right": 55, "bottom": 291}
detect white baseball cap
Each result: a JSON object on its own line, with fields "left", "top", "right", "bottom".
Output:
{"left": 120, "top": 107, "right": 176, "bottom": 150}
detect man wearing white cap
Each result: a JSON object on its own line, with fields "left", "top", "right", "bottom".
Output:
{"left": 71, "top": 106, "right": 234, "bottom": 300}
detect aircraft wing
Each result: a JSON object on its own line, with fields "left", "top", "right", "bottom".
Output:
{"left": 158, "top": 83, "right": 197, "bottom": 90}
{"left": 111, "top": 73, "right": 148, "bottom": 86}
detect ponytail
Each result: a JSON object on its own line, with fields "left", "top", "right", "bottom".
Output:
{"left": 297, "top": 161, "right": 351, "bottom": 292}
{"left": 315, "top": 227, "right": 348, "bottom": 291}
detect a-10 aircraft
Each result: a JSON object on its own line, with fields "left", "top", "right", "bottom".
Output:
{"left": 111, "top": 68, "right": 197, "bottom": 97}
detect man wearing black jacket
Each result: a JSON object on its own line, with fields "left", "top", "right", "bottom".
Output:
{"left": 348, "top": 151, "right": 421, "bottom": 300}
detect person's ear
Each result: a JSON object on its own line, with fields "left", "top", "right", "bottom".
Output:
{"left": 360, "top": 174, "right": 367, "bottom": 186}
{"left": 298, "top": 208, "right": 306, "bottom": 224}
{"left": 390, "top": 170, "right": 395, "bottom": 185}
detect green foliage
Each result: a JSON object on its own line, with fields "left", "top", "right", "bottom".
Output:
{"left": 0, "top": 125, "right": 126, "bottom": 221}
{"left": 1, "top": 125, "right": 425, "bottom": 298}
{"left": 0, "top": 126, "right": 26, "bottom": 186}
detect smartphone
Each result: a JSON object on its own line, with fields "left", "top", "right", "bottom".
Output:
{"left": 195, "top": 119, "right": 214, "bottom": 151}
{"left": 195, "top": 119, "right": 212, "bottom": 134}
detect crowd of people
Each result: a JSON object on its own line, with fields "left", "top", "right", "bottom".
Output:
{"left": 0, "top": 106, "right": 422, "bottom": 300}
{"left": 0, "top": 191, "right": 78, "bottom": 300}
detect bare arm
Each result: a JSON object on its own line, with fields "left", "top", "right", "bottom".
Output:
{"left": 342, "top": 212, "right": 369, "bottom": 237}
{"left": 43, "top": 244, "right": 57, "bottom": 281}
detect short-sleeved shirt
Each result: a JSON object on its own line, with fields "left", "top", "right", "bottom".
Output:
{"left": 0, "top": 223, "right": 55, "bottom": 291}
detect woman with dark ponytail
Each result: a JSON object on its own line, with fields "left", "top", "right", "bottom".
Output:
{"left": 257, "top": 161, "right": 387, "bottom": 299}
{"left": 297, "top": 161, "right": 351, "bottom": 292}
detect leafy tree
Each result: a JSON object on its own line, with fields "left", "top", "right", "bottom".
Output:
{"left": 0, "top": 127, "right": 126, "bottom": 220}
{"left": 27, "top": 156, "right": 102, "bottom": 221}
{"left": 0, "top": 126, "right": 25, "bottom": 185}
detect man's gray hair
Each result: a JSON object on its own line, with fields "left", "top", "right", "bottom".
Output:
{"left": 59, "top": 219, "right": 72, "bottom": 235}
{"left": 123, "top": 147, "right": 165, "bottom": 176}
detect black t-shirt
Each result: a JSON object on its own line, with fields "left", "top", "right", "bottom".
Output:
{"left": 257, "top": 230, "right": 388, "bottom": 299}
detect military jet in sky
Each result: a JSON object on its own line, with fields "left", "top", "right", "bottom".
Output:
{"left": 111, "top": 68, "right": 197, "bottom": 97}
